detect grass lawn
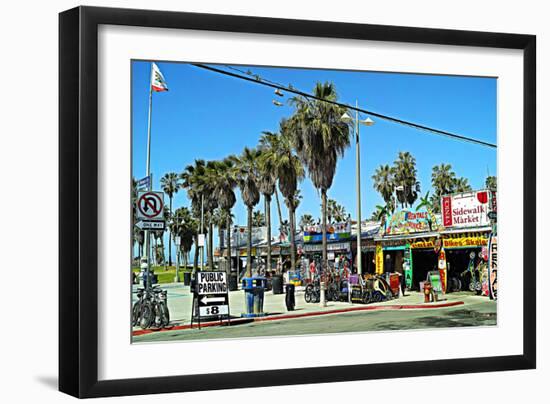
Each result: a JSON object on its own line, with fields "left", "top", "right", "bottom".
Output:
{"left": 132, "top": 265, "right": 193, "bottom": 284}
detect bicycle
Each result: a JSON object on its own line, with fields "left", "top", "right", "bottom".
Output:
{"left": 132, "top": 286, "right": 170, "bottom": 329}
{"left": 151, "top": 286, "right": 170, "bottom": 328}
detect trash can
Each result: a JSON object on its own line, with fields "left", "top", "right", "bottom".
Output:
{"left": 271, "top": 274, "right": 284, "bottom": 295}
{"left": 285, "top": 283, "right": 295, "bottom": 311}
{"left": 183, "top": 272, "right": 191, "bottom": 286}
{"left": 241, "top": 276, "right": 267, "bottom": 318}
{"left": 228, "top": 272, "right": 238, "bottom": 291}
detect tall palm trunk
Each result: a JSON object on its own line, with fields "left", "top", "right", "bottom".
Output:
{"left": 321, "top": 189, "right": 328, "bottom": 272}
{"left": 246, "top": 206, "right": 253, "bottom": 277}
{"left": 289, "top": 204, "right": 296, "bottom": 272}
{"left": 208, "top": 220, "right": 214, "bottom": 270}
{"left": 265, "top": 196, "right": 272, "bottom": 273}
{"left": 274, "top": 190, "right": 284, "bottom": 263}
{"left": 274, "top": 189, "right": 284, "bottom": 232}
{"left": 193, "top": 234, "right": 199, "bottom": 272}
{"left": 226, "top": 215, "right": 232, "bottom": 276}
{"left": 168, "top": 197, "right": 173, "bottom": 266}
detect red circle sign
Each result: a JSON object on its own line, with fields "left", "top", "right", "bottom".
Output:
{"left": 137, "top": 192, "right": 163, "bottom": 219}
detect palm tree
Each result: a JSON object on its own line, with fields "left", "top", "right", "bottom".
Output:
{"left": 393, "top": 151, "right": 421, "bottom": 208}
{"left": 210, "top": 157, "right": 238, "bottom": 275}
{"left": 131, "top": 178, "right": 141, "bottom": 257}
{"left": 211, "top": 208, "right": 235, "bottom": 272}
{"left": 160, "top": 172, "right": 180, "bottom": 266}
{"left": 133, "top": 227, "right": 145, "bottom": 257}
{"left": 371, "top": 203, "right": 391, "bottom": 229}
{"left": 299, "top": 214, "right": 315, "bottom": 231}
{"left": 327, "top": 199, "right": 347, "bottom": 223}
{"left": 234, "top": 147, "right": 262, "bottom": 277}
{"left": 372, "top": 164, "right": 396, "bottom": 209}
{"left": 290, "top": 82, "right": 350, "bottom": 271}
{"left": 171, "top": 206, "right": 196, "bottom": 271}
{"left": 152, "top": 205, "right": 170, "bottom": 266}
{"left": 485, "top": 175, "right": 497, "bottom": 192}
{"left": 257, "top": 140, "right": 278, "bottom": 276}
{"left": 202, "top": 161, "right": 224, "bottom": 270}
{"left": 252, "top": 210, "right": 266, "bottom": 227}
{"left": 454, "top": 177, "right": 472, "bottom": 193}
{"left": 416, "top": 191, "right": 437, "bottom": 231}
{"left": 261, "top": 120, "right": 304, "bottom": 273}
{"left": 181, "top": 159, "right": 208, "bottom": 272}
{"left": 431, "top": 163, "right": 456, "bottom": 212}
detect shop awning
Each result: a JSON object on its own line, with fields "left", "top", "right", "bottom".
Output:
{"left": 439, "top": 226, "right": 492, "bottom": 235}
{"left": 374, "top": 231, "right": 439, "bottom": 242}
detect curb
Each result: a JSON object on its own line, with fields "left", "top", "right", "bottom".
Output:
{"left": 133, "top": 300, "right": 464, "bottom": 337}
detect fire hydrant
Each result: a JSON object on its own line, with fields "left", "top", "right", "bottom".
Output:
{"left": 424, "top": 282, "right": 434, "bottom": 303}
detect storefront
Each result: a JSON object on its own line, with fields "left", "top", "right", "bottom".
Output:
{"left": 376, "top": 234, "right": 440, "bottom": 290}
{"left": 302, "top": 241, "right": 352, "bottom": 270}
{"left": 441, "top": 230, "right": 490, "bottom": 293}
{"left": 302, "top": 222, "right": 352, "bottom": 271}
{"left": 409, "top": 237, "right": 439, "bottom": 290}
{"left": 376, "top": 209, "right": 440, "bottom": 289}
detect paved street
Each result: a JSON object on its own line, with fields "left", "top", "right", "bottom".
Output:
{"left": 132, "top": 284, "right": 496, "bottom": 343}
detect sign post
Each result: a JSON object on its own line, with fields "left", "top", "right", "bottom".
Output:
{"left": 136, "top": 190, "right": 164, "bottom": 290}
{"left": 174, "top": 236, "right": 181, "bottom": 283}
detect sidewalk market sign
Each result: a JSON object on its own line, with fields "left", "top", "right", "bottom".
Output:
{"left": 441, "top": 190, "right": 491, "bottom": 228}
{"left": 303, "top": 222, "right": 351, "bottom": 243}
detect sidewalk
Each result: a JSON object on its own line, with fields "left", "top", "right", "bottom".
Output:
{"left": 132, "top": 283, "right": 482, "bottom": 335}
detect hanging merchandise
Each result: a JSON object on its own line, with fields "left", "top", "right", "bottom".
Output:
{"left": 438, "top": 248, "right": 447, "bottom": 293}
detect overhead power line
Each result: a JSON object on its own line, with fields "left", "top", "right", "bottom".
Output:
{"left": 191, "top": 63, "right": 497, "bottom": 149}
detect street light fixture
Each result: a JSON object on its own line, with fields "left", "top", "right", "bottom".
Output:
{"left": 341, "top": 102, "right": 374, "bottom": 277}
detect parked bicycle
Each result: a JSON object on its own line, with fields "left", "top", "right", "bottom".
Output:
{"left": 132, "top": 285, "right": 170, "bottom": 330}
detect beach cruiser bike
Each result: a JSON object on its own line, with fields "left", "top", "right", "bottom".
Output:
{"left": 132, "top": 285, "right": 170, "bottom": 329}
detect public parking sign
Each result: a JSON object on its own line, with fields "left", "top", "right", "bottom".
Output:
{"left": 136, "top": 191, "right": 164, "bottom": 220}
{"left": 196, "top": 272, "right": 229, "bottom": 317}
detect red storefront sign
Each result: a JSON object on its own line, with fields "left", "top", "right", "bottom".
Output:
{"left": 442, "top": 196, "right": 452, "bottom": 226}
{"left": 441, "top": 190, "right": 490, "bottom": 228}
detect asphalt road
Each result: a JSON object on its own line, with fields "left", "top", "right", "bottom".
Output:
{"left": 133, "top": 299, "right": 496, "bottom": 343}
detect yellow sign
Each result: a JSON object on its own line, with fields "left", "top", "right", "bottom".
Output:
{"left": 443, "top": 236, "right": 488, "bottom": 248}
{"left": 410, "top": 239, "right": 436, "bottom": 249}
{"left": 239, "top": 248, "right": 256, "bottom": 256}
{"left": 375, "top": 243, "right": 384, "bottom": 274}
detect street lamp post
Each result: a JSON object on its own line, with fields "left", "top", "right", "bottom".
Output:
{"left": 341, "top": 102, "right": 374, "bottom": 277}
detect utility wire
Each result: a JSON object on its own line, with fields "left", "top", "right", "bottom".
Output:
{"left": 191, "top": 63, "right": 497, "bottom": 149}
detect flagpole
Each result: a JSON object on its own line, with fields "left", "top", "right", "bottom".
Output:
{"left": 144, "top": 63, "right": 154, "bottom": 291}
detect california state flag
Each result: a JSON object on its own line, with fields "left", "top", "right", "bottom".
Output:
{"left": 151, "top": 62, "right": 168, "bottom": 92}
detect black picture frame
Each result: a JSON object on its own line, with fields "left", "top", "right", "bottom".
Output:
{"left": 59, "top": 6, "right": 536, "bottom": 398}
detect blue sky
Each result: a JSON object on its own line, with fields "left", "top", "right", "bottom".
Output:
{"left": 132, "top": 60, "right": 496, "bottom": 255}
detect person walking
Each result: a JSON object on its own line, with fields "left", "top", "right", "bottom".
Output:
{"left": 309, "top": 259, "right": 316, "bottom": 283}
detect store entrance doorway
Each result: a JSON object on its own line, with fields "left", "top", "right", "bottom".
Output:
{"left": 411, "top": 249, "right": 438, "bottom": 290}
